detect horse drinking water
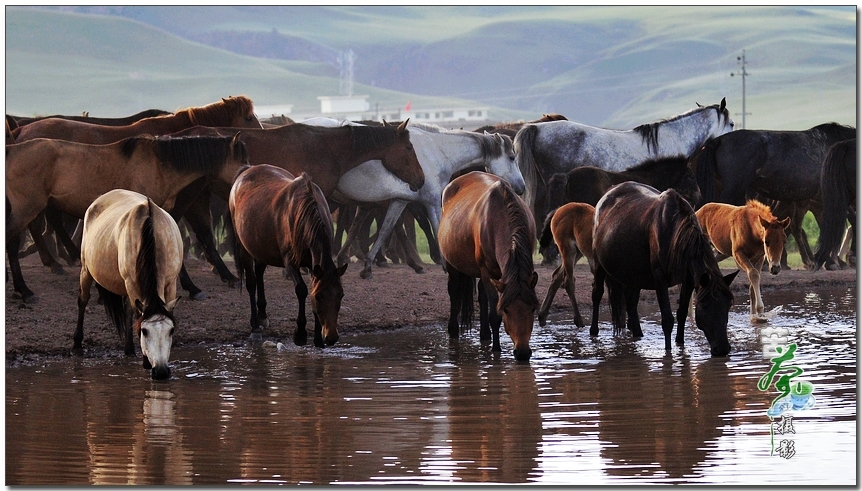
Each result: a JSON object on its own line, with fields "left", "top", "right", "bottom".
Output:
{"left": 230, "top": 165, "right": 347, "bottom": 347}
{"left": 591, "top": 182, "right": 738, "bottom": 357}
{"left": 76, "top": 189, "right": 183, "bottom": 380}
{"left": 696, "top": 200, "right": 790, "bottom": 322}
{"left": 437, "top": 171, "right": 539, "bottom": 361}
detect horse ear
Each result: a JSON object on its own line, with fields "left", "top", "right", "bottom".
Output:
{"left": 723, "top": 270, "right": 740, "bottom": 286}
{"left": 337, "top": 263, "right": 348, "bottom": 277}
{"left": 166, "top": 296, "right": 180, "bottom": 311}
{"left": 490, "top": 278, "right": 505, "bottom": 293}
{"left": 231, "top": 131, "right": 242, "bottom": 145}
{"left": 529, "top": 271, "right": 538, "bottom": 289}
{"left": 397, "top": 119, "right": 410, "bottom": 133}
{"left": 759, "top": 216, "right": 771, "bottom": 230}
{"left": 720, "top": 97, "right": 726, "bottom": 110}
{"left": 779, "top": 217, "right": 791, "bottom": 229}
{"left": 696, "top": 102, "right": 703, "bottom": 108}
{"left": 382, "top": 119, "right": 389, "bottom": 127}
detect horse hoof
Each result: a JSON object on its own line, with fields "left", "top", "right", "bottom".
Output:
{"left": 359, "top": 269, "right": 373, "bottom": 280}
{"left": 413, "top": 267, "right": 425, "bottom": 274}
{"left": 249, "top": 331, "right": 263, "bottom": 342}
{"left": 574, "top": 319, "right": 585, "bottom": 328}
{"left": 538, "top": 314, "right": 547, "bottom": 327}
{"left": 51, "top": 265, "right": 66, "bottom": 275}
{"left": 189, "top": 291, "right": 207, "bottom": 301}
{"left": 71, "top": 346, "right": 83, "bottom": 356}
{"left": 21, "top": 293, "right": 38, "bottom": 305}
{"left": 750, "top": 314, "right": 769, "bottom": 324}
{"left": 259, "top": 318, "right": 269, "bottom": 329}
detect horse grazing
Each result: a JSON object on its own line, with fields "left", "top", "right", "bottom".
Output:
{"left": 696, "top": 200, "right": 789, "bottom": 322}
{"left": 6, "top": 133, "right": 248, "bottom": 303}
{"left": 537, "top": 202, "right": 596, "bottom": 328}
{"left": 76, "top": 189, "right": 183, "bottom": 380}
{"left": 12, "top": 95, "right": 261, "bottom": 143}
{"left": 814, "top": 138, "right": 857, "bottom": 271}
{"left": 229, "top": 165, "right": 347, "bottom": 347}
{"left": 591, "top": 182, "right": 738, "bottom": 357}
{"left": 438, "top": 171, "right": 539, "bottom": 361}
{"left": 515, "top": 99, "right": 733, "bottom": 249}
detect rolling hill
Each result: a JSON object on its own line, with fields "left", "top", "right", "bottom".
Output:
{"left": 5, "top": 6, "right": 856, "bottom": 130}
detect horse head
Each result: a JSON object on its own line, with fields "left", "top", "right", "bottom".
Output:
{"left": 491, "top": 271, "right": 539, "bottom": 362}
{"left": 134, "top": 297, "right": 179, "bottom": 380}
{"left": 310, "top": 263, "right": 348, "bottom": 347}
{"left": 483, "top": 132, "right": 526, "bottom": 195}
{"left": 380, "top": 118, "right": 425, "bottom": 192}
{"left": 694, "top": 270, "right": 738, "bottom": 357}
{"left": 760, "top": 215, "right": 791, "bottom": 275}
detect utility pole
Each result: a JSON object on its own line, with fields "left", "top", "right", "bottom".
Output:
{"left": 730, "top": 49, "right": 751, "bottom": 128}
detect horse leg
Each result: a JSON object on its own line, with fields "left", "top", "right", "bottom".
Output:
{"left": 336, "top": 205, "right": 371, "bottom": 267}
{"left": 481, "top": 277, "right": 502, "bottom": 352}
{"left": 74, "top": 267, "right": 94, "bottom": 354}
{"left": 45, "top": 207, "right": 81, "bottom": 265}
{"left": 6, "top": 229, "right": 36, "bottom": 303}
{"left": 409, "top": 201, "right": 441, "bottom": 265}
{"left": 362, "top": 200, "right": 408, "bottom": 279}
{"left": 26, "top": 214, "right": 65, "bottom": 274}
{"left": 393, "top": 213, "right": 425, "bottom": 274}
{"left": 564, "top": 250, "right": 585, "bottom": 327}
{"left": 589, "top": 266, "right": 607, "bottom": 337}
{"left": 738, "top": 255, "right": 765, "bottom": 320}
{"left": 254, "top": 261, "right": 269, "bottom": 334}
{"left": 538, "top": 264, "right": 565, "bottom": 327}
{"left": 477, "top": 280, "right": 492, "bottom": 343}
{"left": 675, "top": 280, "right": 695, "bottom": 346}
{"left": 286, "top": 265, "right": 309, "bottom": 346}
{"left": 624, "top": 286, "right": 643, "bottom": 338}
{"left": 445, "top": 264, "right": 464, "bottom": 339}
{"left": 184, "top": 200, "right": 241, "bottom": 287}
{"left": 178, "top": 263, "right": 206, "bottom": 300}
{"left": 654, "top": 286, "right": 675, "bottom": 351}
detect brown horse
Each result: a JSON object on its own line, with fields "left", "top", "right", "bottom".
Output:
{"left": 537, "top": 202, "right": 596, "bottom": 328}
{"left": 9, "top": 108, "right": 171, "bottom": 129}
{"left": 12, "top": 95, "right": 261, "bottom": 143}
{"left": 438, "top": 171, "right": 539, "bottom": 361}
{"left": 472, "top": 113, "right": 568, "bottom": 139}
{"left": 76, "top": 189, "right": 183, "bottom": 380}
{"left": 230, "top": 164, "right": 347, "bottom": 347}
{"left": 6, "top": 133, "right": 248, "bottom": 303}
{"left": 591, "top": 182, "right": 738, "bottom": 357}
{"left": 696, "top": 200, "right": 790, "bottom": 322}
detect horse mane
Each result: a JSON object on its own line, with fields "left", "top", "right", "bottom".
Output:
{"left": 347, "top": 124, "right": 402, "bottom": 156}
{"left": 745, "top": 199, "right": 774, "bottom": 219}
{"left": 287, "top": 174, "right": 332, "bottom": 269}
{"left": 514, "top": 123, "right": 541, "bottom": 212}
{"left": 121, "top": 134, "right": 246, "bottom": 175}
{"left": 182, "top": 95, "right": 255, "bottom": 127}
{"left": 665, "top": 194, "right": 731, "bottom": 302}
{"left": 496, "top": 182, "right": 539, "bottom": 311}
{"left": 134, "top": 199, "right": 176, "bottom": 332}
{"left": 633, "top": 102, "right": 729, "bottom": 154}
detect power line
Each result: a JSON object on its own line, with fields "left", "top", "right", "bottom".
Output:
{"left": 730, "top": 49, "right": 752, "bottom": 128}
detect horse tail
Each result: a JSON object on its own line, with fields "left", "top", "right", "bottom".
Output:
{"left": 136, "top": 199, "right": 160, "bottom": 309}
{"left": 539, "top": 210, "right": 556, "bottom": 250}
{"left": 694, "top": 138, "right": 720, "bottom": 204}
{"left": 514, "top": 124, "right": 540, "bottom": 213}
{"left": 545, "top": 173, "right": 568, "bottom": 216}
{"left": 97, "top": 284, "right": 129, "bottom": 339}
{"left": 449, "top": 270, "right": 475, "bottom": 332}
{"left": 814, "top": 139, "right": 855, "bottom": 270}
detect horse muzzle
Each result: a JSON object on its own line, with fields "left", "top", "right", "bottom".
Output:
{"left": 513, "top": 346, "right": 532, "bottom": 361}
{"left": 710, "top": 344, "right": 731, "bottom": 358}
{"left": 770, "top": 264, "right": 781, "bottom": 275}
{"left": 151, "top": 365, "right": 171, "bottom": 380}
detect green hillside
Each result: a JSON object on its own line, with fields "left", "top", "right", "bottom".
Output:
{"left": 5, "top": 6, "right": 856, "bottom": 130}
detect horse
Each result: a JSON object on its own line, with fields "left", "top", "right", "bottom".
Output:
{"left": 537, "top": 202, "right": 596, "bottom": 328}
{"left": 693, "top": 123, "right": 856, "bottom": 269}
{"left": 12, "top": 95, "right": 262, "bottom": 143}
{"left": 472, "top": 113, "right": 568, "bottom": 139}
{"left": 229, "top": 164, "right": 347, "bottom": 347}
{"left": 6, "top": 133, "right": 248, "bottom": 303}
{"left": 9, "top": 108, "right": 171, "bottom": 128}
{"left": 696, "top": 200, "right": 790, "bottom": 322}
{"left": 814, "top": 138, "right": 857, "bottom": 271}
{"left": 437, "top": 171, "right": 539, "bottom": 361}
{"left": 515, "top": 98, "right": 733, "bottom": 252}
{"left": 590, "top": 181, "right": 738, "bottom": 357}
{"left": 76, "top": 189, "right": 183, "bottom": 380}
{"left": 308, "top": 119, "right": 525, "bottom": 280}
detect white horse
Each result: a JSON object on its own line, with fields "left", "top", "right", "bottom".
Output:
{"left": 302, "top": 118, "right": 526, "bottom": 279}
{"left": 76, "top": 189, "right": 183, "bottom": 380}
{"left": 514, "top": 98, "right": 735, "bottom": 257}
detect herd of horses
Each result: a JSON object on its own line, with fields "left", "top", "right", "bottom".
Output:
{"left": 5, "top": 95, "right": 856, "bottom": 378}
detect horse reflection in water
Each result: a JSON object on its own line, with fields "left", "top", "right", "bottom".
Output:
{"left": 76, "top": 189, "right": 183, "bottom": 380}
{"left": 438, "top": 171, "right": 539, "bottom": 361}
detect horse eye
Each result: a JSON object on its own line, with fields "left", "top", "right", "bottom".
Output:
{"left": 141, "top": 328, "right": 149, "bottom": 338}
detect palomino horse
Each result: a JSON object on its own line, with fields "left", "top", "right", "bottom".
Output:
{"left": 696, "top": 200, "right": 790, "bottom": 322}
{"left": 515, "top": 99, "right": 733, "bottom": 256}
{"left": 537, "top": 202, "right": 596, "bottom": 328}
{"left": 230, "top": 165, "right": 347, "bottom": 347}
{"left": 76, "top": 189, "right": 183, "bottom": 380}
{"left": 814, "top": 138, "right": 856, "bottom": 270}
{"left": 591, "top": 182, "right": 738, "bottom": 357}
{"left": 308, "top": 119, "right": 525, "bottom": 280}
{"left": 12, "top": 95, "right": 262, "bottom": 143}
{"left": 6, "top": 133, "right": 248, "bottom": 303}
{"left": 438, "top": 171, "right": 539, "bottom": 361}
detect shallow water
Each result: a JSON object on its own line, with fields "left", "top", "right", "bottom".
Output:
{"left": 5, "top": 286, "right": 856, "bottom": 485}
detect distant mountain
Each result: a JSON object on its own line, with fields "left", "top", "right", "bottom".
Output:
{"left": 7, "top": 6, "right": 856, "bottom": 129}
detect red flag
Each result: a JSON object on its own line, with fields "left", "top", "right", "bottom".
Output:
{"left": 405, "top": 101, "right": 412, "bottom": 112}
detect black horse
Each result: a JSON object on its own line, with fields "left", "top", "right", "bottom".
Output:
{"left": 814, "top": 138, "right": 857, "bottom": 271}
{"left": 590, "top": 182, "right": 738, "bottom": 357}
